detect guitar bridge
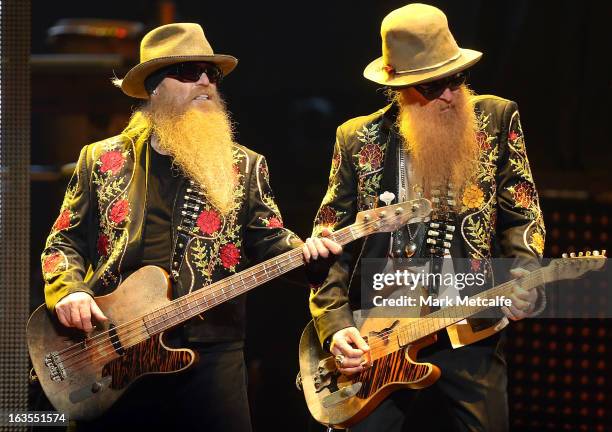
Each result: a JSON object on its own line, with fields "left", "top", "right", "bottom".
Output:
{"left": 44, "top": 352, "right": 66, "bottom": 382}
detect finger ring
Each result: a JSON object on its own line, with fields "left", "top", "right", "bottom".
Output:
{"left": 334, "top": 354, "right": 345, "bottom": 368}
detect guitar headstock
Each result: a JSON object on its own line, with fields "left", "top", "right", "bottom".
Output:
{"left": 553, "top": 250, "right": 607, "bottom": 280}
{"left": 354, "top": 198, "right": 432, "bottom": 235}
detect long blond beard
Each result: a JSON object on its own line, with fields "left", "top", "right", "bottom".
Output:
{"left": 394, "top": 85, "right": 478, "bottom": 198}
{"left": 142, "top": 99, "right": 237, "bottom": 215}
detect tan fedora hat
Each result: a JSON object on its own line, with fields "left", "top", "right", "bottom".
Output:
{"left": 117, "top": 23, "right": 238, "bottom": 99}
{"left": 364, "top": 3, "right": 482, "bottom": 87}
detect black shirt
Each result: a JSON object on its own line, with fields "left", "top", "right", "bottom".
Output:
{"left": 141, "top": 146, "right": 183, "bottom": 271}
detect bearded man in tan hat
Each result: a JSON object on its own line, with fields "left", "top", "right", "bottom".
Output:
{"left": 309, "top": 4, "right": 546, "bottom": 431}
{"left": 40, "top": 22, "right": 340, "bottom": 430}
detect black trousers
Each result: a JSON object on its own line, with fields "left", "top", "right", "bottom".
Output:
{"left": 75, "top": 340, "right": 252, "bottom": 431}
{"left": 350, "top": 331, "right": 508, "bottom": 432}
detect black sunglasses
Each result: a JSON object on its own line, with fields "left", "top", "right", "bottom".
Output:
{"left": 412, "top": 72, "right": 468, "bottom": 100}
{"left": 164, "top": 62, "right": 223, "bottom": 85}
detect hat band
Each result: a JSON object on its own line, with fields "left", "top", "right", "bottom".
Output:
{"left": 390, "top": 51, "right": 461, "bottom": 74}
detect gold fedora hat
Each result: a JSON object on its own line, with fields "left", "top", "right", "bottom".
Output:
{"left": 117, "top": 23, "right": 238, "bottom": 99}
{"left": 363, "top": 3, "right": 482, "bottom": 87}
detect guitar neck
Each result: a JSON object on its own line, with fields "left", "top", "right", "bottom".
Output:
{"left": 142, "top": 224, "right": 360, "bottom": 336}
{"left": 385, "top": 264, "right": 554, "bottom": 355}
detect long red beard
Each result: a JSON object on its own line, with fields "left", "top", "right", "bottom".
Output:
{"left": 144, "top": 97, "right": 237, "bottom": 215}
{"left": 395, "top": 85, "right": 478, "bottom": 198}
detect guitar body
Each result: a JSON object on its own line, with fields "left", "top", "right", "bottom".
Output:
{"left": 299, "top": 310, "right": 441, "bottom": 429}
{"left": 27, "top": 266, "right": 196, "bottom": 420}
{"left": 300, "top": 252, "right": 607, "bottom": 428}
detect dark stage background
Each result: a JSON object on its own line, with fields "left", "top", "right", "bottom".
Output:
{"left": 28, "top": 1, "right": 610, "bottom": 431}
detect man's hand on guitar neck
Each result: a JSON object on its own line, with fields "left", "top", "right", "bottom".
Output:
{"left": 330, "top": 327, "right": 370, "bottom": 375}
{"left": 55, "top": 292, "right": 108, "bottom": 332}
{"left": 502, "top": 267, "right": 538, "bottom": 321}
{"left": 302, "top": 227, "right": 342, "bottom": 263}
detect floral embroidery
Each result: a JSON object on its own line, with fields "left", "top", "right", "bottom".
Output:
{"left": 255, "top": 156, "right": 286, "bottom": 232}
{"left": 459, "top": 107, "right": 500, "bottom": 259}
{"left": 260, "top": 216, "right": 283, "bottom": 228}
{"left": 462, "top": 184, "right": 484, "bottom": 209}
{"left": 91, "top": 139, "right": 134, "bottom": 287}
{"left": 353, "top": 122, "right": 383, "bottom": 172}
{"left": 505, "top": 112, "right": 545, "bottom": 256}
{"left": 187, "top": 147, "right": 248, "bottom": 285}
{"left": 356, "top": 143, "right": 384, "bottom": 171}
{"left": 197, "top": 210, "right": 222, "bottom": 235}
{"left": 509, "top": 181, "right": 534, "bottom": 208}
{"left": 109, "top": 199, "right": 130, "bottom": 225}
{"left": 53, "top": 209, "right": 72, "bottom": 231}
{"left": 330, "top": 146, "right": 341, "bottom": 179}
{"left": 476, "top": 131, "right": 491, "bottom": 151}
{"left": 313, "top": 205, "right": 344, "bottom": 237}
{"left": 530, "top": 232, "right": 545, "bottom": 255}
{"left": 99, "top": 150, "right": 126, "bottom": 175}
{"left": 97, "top": 234, "right": 109, "bottom": 256}
{"left": 353, "top": 122, "right": 387, "bottom": 208}
{"left": 42, "top": 251, "right": 64, "bottom": 275}
{"left": 220, "top": 243, "right": 241, "bottom": 269}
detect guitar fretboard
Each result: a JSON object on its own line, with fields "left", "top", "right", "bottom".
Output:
{"left": 371, "top": 263, "right": 556, "bottom": 359}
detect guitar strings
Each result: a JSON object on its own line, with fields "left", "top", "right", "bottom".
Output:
{"left": 55, "top": 210, "right": 396, "bottom": 374}
{"left": 57, "top": 220, "right": 368, "bottom": 374}
{"left": 52, "top": 208, "right": 571, "bottom": 377}
{"left": 355, "top": 266, "right": 555, "bottom": 359}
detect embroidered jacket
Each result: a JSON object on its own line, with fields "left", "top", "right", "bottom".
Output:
{"left": 310, "top": 95, "right": 546, "bottom": 347}
{"left": 41, "top": 133, "right": 301, "bottom": 342}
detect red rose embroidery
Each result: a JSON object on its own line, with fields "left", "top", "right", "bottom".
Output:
{"left": 43, "top": 252, "right": 63, "bottom": 274}
{"left": 53, "top": 209, "right": 71, "bottom": 231}
{"left": 267, "top": 217, "right": 283, "bottom": 228}
{"left": 509, "top": 130, "right": 519, "bottom": 142}
{"left": 220, "top": 243, "right": 240, "bottom": 269}
{"left": 100, "top": 151, "right": 125, "bottom": 175}
{"left": 358, "top": 143, "right": 384, "bottom": 171}
{"left": 110, "top": 199, "right": 130, "bottom": 224}
{"left": 197, "top": 210, "right": 221, "bottom": 235}
{"left": 476, "top": 131, "right": 490, "bottom": 151}
{"left": 512, "top": 182, "right": 534, "bottom": 208}
{"left": 97, "top": 234, "right": 109, "bottom": 256}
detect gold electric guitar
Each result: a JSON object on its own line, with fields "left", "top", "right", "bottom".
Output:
{"left": 298, "top": 252, "right": 607, "bottom": 428}
{"left": 27, "top": 198, "right": 431, "bottom": 420}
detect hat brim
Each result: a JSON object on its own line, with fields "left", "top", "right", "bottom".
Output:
{"left": 119, "top": 54, "right": 238, "bottom": 99}
{"left": 363, "top": 48, "right": 482, "bottom": 87}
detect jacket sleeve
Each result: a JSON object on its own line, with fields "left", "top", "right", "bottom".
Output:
{"left": 309, "top": 126, "right": 360, "bottom": 348}
{"left": 243, "top": 155, "right": 302, "bottom": 262}
{"left": 42, "top": 146, "right": 95, "bottom": 312}
{"left": 496, "top": 101, "right": 547, "bottom": 314}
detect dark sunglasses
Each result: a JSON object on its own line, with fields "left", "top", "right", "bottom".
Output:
{"left": 164, "top": 62, "right": 223, "bottom": 85}
{"left": 412, "top": 72, "right": 468, "bottom": 100}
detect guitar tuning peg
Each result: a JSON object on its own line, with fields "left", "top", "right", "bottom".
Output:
{"left": 578, "top": 252, "right": 584, "bottom": 257}
{"left": 593, "top": 250, "right": 600, "bottom": 256}
{"left": 570, "top": 252, "right": 576, "bottom": 258}
{"left": 379, "top": 191, "right": 395, "bottom": 206}
{"left": 602, "top": 249, "right": 607, "bottom": 256}
{"left": 586, "top": 251, "right": 592, "bottom": 256}
{"left": 562, "top": 253, "right": 568, "bottom": 258}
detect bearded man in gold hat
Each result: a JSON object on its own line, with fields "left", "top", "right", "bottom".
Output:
{"left": 309, "top": 4, "right": 546, "bottom": 431}
{"left": 40, "top": 23, "right": 340, "bottom": 430}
